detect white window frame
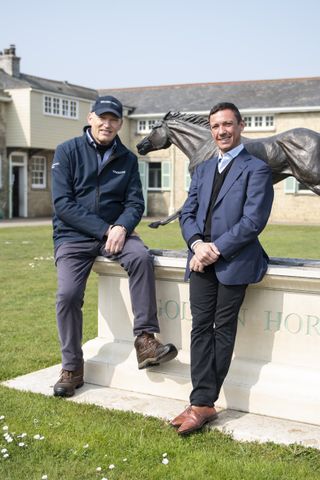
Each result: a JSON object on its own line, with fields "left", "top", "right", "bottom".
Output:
{"left": 31, "top": 156, "right": 47, "bottom": 189}
{"left": 43, "top": 95, "right": 79, "bottom": 119}
{"left": 284, "top": 177, "right": 315, "bottom": 195}
{"left": 137, "top": 119, "right": 157, "bottom": 134}
{"left": 243, "top": 114, "right": 275, "bottom": 132}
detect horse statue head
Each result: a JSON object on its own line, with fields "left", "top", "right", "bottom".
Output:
{"left": 137, "top": 112, "right": 215, "bottom": 174}
{"left": 136, "top": 117, "right": 172, "bottom": 155}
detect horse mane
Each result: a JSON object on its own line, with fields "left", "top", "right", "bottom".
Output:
{"left": 164, "top": 111, "right": 210, "bottom": 128}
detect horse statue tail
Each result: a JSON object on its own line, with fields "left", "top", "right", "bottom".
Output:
{"left": 148, "top": 209, "right": 182, "bottom": 228}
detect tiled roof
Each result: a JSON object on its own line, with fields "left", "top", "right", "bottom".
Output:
{"left": 0, "top": 70, "right": 98, "bottom": 100}
{"left": 99, "top": 77, "right": 320, "bottom": 115}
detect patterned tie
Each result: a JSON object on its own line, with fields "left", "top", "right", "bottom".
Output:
{"left": 218, "top": 153, "right": 232, "bottom": 173}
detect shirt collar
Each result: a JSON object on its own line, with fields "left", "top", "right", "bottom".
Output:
{"left": 218, "top": 143, "right": 244, "bottom": 160}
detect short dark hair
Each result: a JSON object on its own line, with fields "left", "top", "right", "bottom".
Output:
{"left": 208, "top": 102, "right": 242, "bottom": 123}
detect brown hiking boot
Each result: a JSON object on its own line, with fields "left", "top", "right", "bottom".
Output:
{"left": 134, "top": 332, "right": 178, "bottom": 369}
{"left": 53, "top": 365, "right": 84, "bottom": 397}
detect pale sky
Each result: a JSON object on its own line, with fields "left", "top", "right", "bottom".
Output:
{"left": 1, "top": 0, "right": 319, "bottom": 90}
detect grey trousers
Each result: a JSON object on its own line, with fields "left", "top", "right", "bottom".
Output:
{"left": 55, "top": 236, "right": 159, "bottom": 370}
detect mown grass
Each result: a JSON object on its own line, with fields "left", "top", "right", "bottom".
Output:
{"left": 0, "top": 222, "right": 319, "bottom": 479}
{"left": 0, "top": 390, "right": 319, "bottom": 480}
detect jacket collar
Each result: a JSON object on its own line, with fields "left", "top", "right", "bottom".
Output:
{"left": 83, "top": 126, "right": 129, "bottom": 160}
{"left": 215, "top": 148, "right": 250, "bottom": 206}
{"left": 85, "top": 127, "right": 117, "bottom": 151}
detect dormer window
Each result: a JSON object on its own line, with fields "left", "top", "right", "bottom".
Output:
{"left": 243, "top": 114, "right": 275, "bottom": 131}
{"left": 137, "top": 119, "right": 157, "bottom": 134}
{"left": 43, "top": 95, "right": 78, "bottom": 119}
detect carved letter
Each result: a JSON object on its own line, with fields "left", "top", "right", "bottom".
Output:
{"left": 264, "top": 311, "right": 282, "bottom": 331}
{"left": 284, "top": 313, "right": 302, "bottom": 334}
{"left": 165, "top": 300, "right": 180, "bottom": 320}
{"left": 306, "top": 315, "right": 320, "bottom": 336}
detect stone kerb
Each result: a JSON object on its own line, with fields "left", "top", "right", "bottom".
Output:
{"left": 82, "top": 251, "right": 320, "bottom": 426}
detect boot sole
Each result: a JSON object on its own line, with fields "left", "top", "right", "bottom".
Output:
{"left": 138, "top": 346, "right": 178, "bottom": 370}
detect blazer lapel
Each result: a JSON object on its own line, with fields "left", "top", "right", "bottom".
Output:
{"left": 214, "top": 149, "right": 250, "bottom": 206}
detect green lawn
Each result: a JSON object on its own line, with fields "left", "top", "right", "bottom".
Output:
{"left": 136, "top": 220, "right": 320, "bottom": 259}
{"left": 0, "top": 223, "right": 319, "bottom": 479}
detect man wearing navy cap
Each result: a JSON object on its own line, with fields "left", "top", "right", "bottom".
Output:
{"left": 51, "top": 95, "right": 177, "bottom": 397}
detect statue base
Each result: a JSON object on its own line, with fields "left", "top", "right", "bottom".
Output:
{"left": 83, "top": 252, "right": 320, "bottom": 426}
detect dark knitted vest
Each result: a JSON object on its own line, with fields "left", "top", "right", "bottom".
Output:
{"left": 204, "top": 160, "right": 233, "bottom": 241}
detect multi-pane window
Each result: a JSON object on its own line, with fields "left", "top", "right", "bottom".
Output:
{"left": 243, "top": 116, "right": 252, "bottom": 128}
{"left": 44, "top": 96, "right": 52, "bottom": 113}
{"left": 148, "top": 162, "right": 162, "bottom": 189}
{"left": 53, "top": 97, "right": 60, "bottom": 115}
{"left": 265, "top": 115, "right": 274, "bottom": 127}
{"left": 43, "top": 95, "right": 78, "bottom": 119}
{"left": 147, "top": 161, "right": 171, "bottom": 190}
{"left": 62, "top": 99, "right": 69, "bottom": 116}
{"left": 243, "top": 114, "right": 275, "bottom": 131}
{"left": 254, "top": 116, "right": 263, "bottom": 128}
{"left": 70, "top": 101, "right": 77, "bottom": 117}
{"left": 137, "top": 119, "right": 157, "bottom": 133}
{"left": 31, "top": 156, "right": 46, "bottom": 189}
{"left": 138, "top": 120, "right": 146, "bottom": 132}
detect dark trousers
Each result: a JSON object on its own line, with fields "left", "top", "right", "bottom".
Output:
{"left": 189, "top": 265, "right": 247, "bottom": 406}
{"left": 55, "top": 236, "right": 159, "bottom": 370}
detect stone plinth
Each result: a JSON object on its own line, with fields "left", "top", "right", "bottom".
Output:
{"left": 82, "top": 252, "right": 320, "bottom": 426}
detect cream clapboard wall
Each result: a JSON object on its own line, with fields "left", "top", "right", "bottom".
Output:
{"left": 30, "top": 91, "right": 93, "bottom": 149}
{"left": 5, "top": 88, "right": 31, "bottom": 147}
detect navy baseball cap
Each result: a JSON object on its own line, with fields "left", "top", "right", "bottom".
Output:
{"left": 91, "top": 95, "right": 123, "bottom": 118}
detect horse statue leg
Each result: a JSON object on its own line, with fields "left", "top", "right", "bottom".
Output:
{"left": 148, "top": 209, "right": 182, "bottom": 228}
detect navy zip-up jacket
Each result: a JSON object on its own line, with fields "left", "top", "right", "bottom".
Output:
{"left": 51, "top": 129, "right": 144, "bottom": 247}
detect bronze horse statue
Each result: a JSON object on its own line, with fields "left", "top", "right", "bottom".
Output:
{"left": 137, "top": 111, "right": 320, "bottom": 228}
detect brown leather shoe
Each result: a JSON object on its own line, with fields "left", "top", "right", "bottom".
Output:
{"left": 53, "top": 365, "right": 84, "bottom": 397}
{"left": 170, "top": 406, "right": 193, "bottom": 427}
{"left": 134, "top": 332, "right": 178, "bottom": 369}
{"left": 177, "top": 406, "right": 218, "bottom": 435}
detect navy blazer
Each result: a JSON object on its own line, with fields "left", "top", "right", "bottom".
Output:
{"left": 180, "top": 148, "right": 274, "bottom": 285}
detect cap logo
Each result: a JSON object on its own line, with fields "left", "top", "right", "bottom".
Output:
{"left": 100, "top": 100, "right": 119, "bottom": 106}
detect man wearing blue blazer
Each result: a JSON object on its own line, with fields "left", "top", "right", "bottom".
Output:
{"left": 171, "top": 102, "right": 274, "bottom": 435}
